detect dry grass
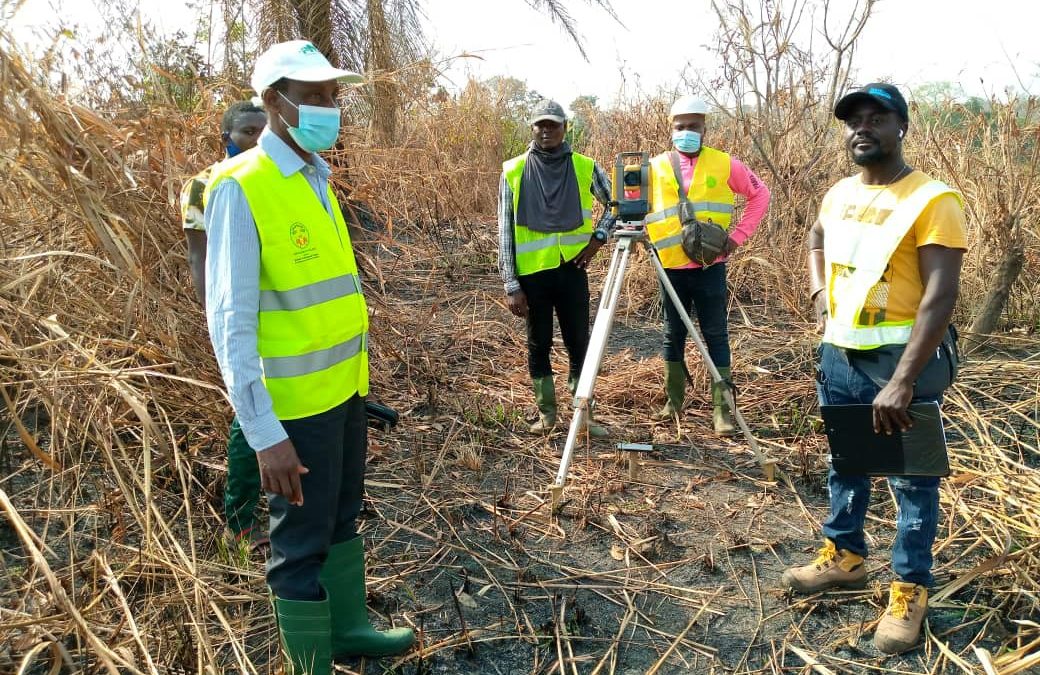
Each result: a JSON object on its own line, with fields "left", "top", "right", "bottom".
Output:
{"left": 1, "top": 26, "right": 1039, "bottom": 675}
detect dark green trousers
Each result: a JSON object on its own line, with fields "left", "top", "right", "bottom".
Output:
{"left": 224, "top": 417, "right": 262, "bottom": 536}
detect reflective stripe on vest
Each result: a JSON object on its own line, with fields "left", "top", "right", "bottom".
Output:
{"left": 822, "top": 178, "right": 958, "bottom": 349}
{"left": 263, "top": 333, "right": 366, "bottom": 378}
{"left": 515, "top": 232, "right": 592, "bottom": 254}
{"left": 206, "top": 147, "right": 369, "bottom": 420}
{"left": 823, "top": 323, "right": 914, "bottom": 350}
{"left": 503, "top": 151, "right": 596, "bottom": 276}
{"left": 258, "top": 273, "right": 361, "bottom": 311}
{"left": 645, "top": 147, "right": 734, "bottom": 268}
{"left": 644, "top": 201, "right": 734, "bottom": 224}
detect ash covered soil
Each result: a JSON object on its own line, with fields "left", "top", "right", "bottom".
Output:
{"left": 0, "top": 246, "right": 1020, "bottom": 675}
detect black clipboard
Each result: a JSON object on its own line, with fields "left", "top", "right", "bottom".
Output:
{"left": 820, "top": 402, "right": 950, "bottom": 477}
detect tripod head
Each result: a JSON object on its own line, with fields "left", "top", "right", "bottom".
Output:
{"left": 611, "top": 151, "right": 650, "bottom": 223}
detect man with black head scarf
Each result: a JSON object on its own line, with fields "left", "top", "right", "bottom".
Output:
{"left": 498, "top": 99, "right": 614, "bottom": 436}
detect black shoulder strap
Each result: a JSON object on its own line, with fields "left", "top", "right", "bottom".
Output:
{"left": 669, "top": 151, "right": 690, "bottom": 202}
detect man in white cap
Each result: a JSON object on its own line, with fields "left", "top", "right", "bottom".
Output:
{"left": 646, "top": 95, "right": 771, "bottom": 434}
{"left": 204, "top": 40, "right": 414, "bottom": 674}
{"left": 499, "top": 99, "right": 614, "bottom": 436}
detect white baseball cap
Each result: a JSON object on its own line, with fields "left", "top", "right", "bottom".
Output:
{"left": 251, "top": 40, "right": 364, "bottom": 95}
{"left": 669, "top": 95, "right": 709, "bottom": 119}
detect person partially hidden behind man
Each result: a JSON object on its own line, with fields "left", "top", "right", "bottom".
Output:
{"left": 645, "top": 96, "right": 770, "bottom": 434}
{"left": 180, "top": 100, "right": 270, "bottom": 551}
{"left": 781, "top": 83, "right": 966, "bottom": 655}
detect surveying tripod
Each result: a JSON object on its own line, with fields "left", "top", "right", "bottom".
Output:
{"left": 548, "top": 156, "right": 776, "bottom": 511}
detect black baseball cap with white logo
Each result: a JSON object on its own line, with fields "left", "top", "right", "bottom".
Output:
{"left": 834, "top": 83, "right": 909, "bottom": 122}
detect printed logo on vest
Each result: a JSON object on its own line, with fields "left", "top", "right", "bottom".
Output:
{"left": 290, "top": 223, "right": 310, "bottom": 249}
{"left": 705, "top": 176, "right": 717, "bottom": 188}
{"left": 289, "top": 222, "right": 319, "bottom": 263}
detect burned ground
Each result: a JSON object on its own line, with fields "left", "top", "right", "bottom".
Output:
{"left": 5, "top": 237, "right": 1035, "bottom": 675}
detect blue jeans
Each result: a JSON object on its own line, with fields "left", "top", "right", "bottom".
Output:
{"left": 661, "top": 264, "right": 730, "bottom": 367}
{"left": 816, "top": 343, "right": 941, "bottom": 587}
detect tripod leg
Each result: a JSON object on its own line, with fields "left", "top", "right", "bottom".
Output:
{"left": 646, "top": 242, "right": 776, "bottom": 481}
{"left": 550, "top": 237, "right": 634, "bottom": 510}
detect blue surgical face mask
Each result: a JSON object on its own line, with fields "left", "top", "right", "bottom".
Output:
{"left": 672, "top": 129, "right": 702, "bottom": 154}
{"left": 278, "top": 91, "right": 341, "bottom": 152}
{"left": 225, "top": 139, "right": 245, "bottom": 157}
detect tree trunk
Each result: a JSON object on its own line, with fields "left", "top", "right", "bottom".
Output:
{"left": 290, "top": 0, "right": 335, "bottom": 63}
{"left": 366, "top": 0, "right": 397, "bottom": 145}
{"left": 968, "top": 243, "right": 1025, "bottom": 340}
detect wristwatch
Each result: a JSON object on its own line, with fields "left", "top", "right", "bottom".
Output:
{"left": 592, "top": 229, "right": 608, "bottom": 243}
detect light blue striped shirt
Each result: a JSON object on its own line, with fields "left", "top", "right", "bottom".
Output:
{"left": 204, "top": 130, "right": 335, "bottom": 452}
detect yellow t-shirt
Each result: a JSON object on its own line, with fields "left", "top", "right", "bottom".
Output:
{"left": 819, "top": 170, "right": 967, "bottom": 326}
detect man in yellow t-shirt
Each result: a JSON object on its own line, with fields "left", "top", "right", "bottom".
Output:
{"left": 781, "top": 83, "right": 966, "bottom": 656}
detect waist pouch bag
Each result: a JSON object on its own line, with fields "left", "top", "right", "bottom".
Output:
{"left": 670, "top": 152, "right": 729, "bottom": 266}
{"left": 845, "top": 324, "right": 960, "bottom": 399}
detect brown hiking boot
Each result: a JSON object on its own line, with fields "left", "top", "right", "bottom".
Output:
{"left": 780, "top": 539, "right": 867, "bottom": 593}
{"left": 874, "top": 582, "right": 928, "bottom": 654}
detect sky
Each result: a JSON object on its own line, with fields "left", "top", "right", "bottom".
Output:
{"left": 8, "top": 0, "right": 1039, "bottom": 111}
{"left": 422, "top": 0, "right": 1039, "bottom": 108}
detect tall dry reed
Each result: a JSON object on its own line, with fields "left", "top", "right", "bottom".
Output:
{"left": 1, "top": 11, "right": 1039, "bottom": 675}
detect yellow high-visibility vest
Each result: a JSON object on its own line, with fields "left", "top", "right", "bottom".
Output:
{"left": 503, "top": 151, "right": 595, "bottom": 276}
{"left": 206, "top": 148, "right": 369, "bottom": 420}
{"left": 822, "top": 175, "right": 959, "bottom": 349}
{"left": 646, "top": 147, "right": 734, "bottom": 268}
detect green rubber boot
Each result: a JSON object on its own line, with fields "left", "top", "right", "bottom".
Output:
{"left": 568, "top": 375, "right": 608, "bottom": 438}
{"left": 529, "top": 376, "right": 557, "bottom": 433}
{"left": 274, "top": 596, "right": 332, "bottom": 675}
{"left": 651, "top": 361, "right": 686, "bottom": 421}
{"left": 712, "top": 367, "right": 737, "bottom": 436}
{"left": 320, "top": 537, "right": 415, "bottom": 659}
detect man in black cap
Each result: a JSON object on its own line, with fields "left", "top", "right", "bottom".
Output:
{"left": 780, "top": 83, "right": 966, "bottom": 654}
{"left": 498, "top": 99, "right": 614, "bottom": 436}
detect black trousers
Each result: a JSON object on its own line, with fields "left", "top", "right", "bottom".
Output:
{"left": 267, "top": 394, "right": 367, "bottom": 601}
{"left": 661, "top": 263, "right": 731, "bottom": 368}
{"left": 519, "top": 261, "right": 590, "bottom": 380}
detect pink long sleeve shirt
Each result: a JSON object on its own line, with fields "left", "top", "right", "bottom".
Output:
{"left": 674, "top": 152, "right": 771, "bottom": 268}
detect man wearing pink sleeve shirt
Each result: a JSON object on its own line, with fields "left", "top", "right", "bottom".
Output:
{"left": 646, "top": 96, "right": 771, "bottom": 434}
